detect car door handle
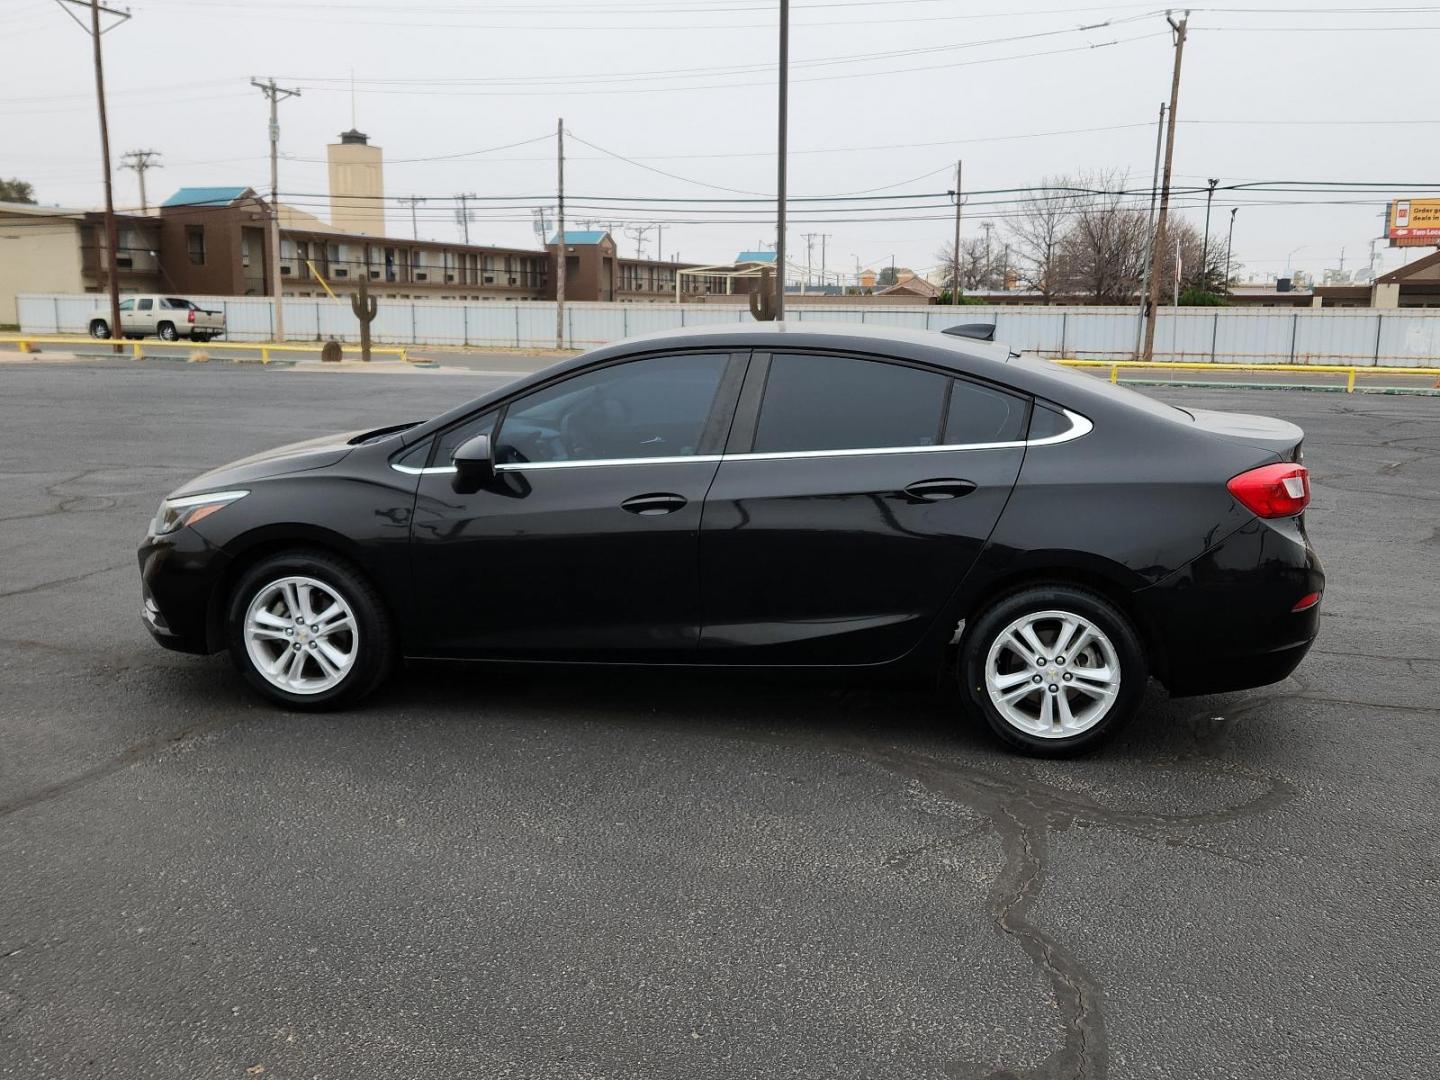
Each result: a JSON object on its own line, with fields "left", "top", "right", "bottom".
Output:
{"left": 902, "top": 478, "right": 977, "bottom": 502}
{"left": 621, "top": 492, "right": 688, "bottom": 516}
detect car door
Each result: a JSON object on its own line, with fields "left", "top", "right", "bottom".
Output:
{"left": 407, "top": 350, "right": 747, "bottom": 660}
{"left": 130, "top": 297, "right": 156, "bottom": 335}
{"left": 114, "top": 298, "right": 135, "bottom": 332}
{"left": 698, "top": 350, "right": 1028, "bottom": 664}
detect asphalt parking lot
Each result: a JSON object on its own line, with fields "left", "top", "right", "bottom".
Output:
{"left": 1, "top": 358, "right": 1437, "bottom": 1079}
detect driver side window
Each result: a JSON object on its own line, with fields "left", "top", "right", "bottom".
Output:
{"left": 495, "top": 352, "right": 729, "bottom": 465}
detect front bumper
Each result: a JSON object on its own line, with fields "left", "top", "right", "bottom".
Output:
{"left": 137, "top": 526, "right": 231, "bottom": 655}
{"left": 1138, "top": 516, "right": 1324, "bottom": 697}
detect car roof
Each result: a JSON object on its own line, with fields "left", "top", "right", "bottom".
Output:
{"left": 400, "top": 322, "right": 1180, "bottom": 446}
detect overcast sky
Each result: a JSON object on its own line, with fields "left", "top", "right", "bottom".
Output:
{"left": 3, "top": 0, "right": 1435, "bottom": 282}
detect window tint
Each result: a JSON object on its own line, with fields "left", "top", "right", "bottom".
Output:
{"left": 163, "top": 297, "right": 193, "bottom": 310}
{"left": 435, "top": 411, "right": 497, "bottom": 467}
{"left": 117, "top": 299, "right": 134, "bottom": 312}
{"left": 1027, "top": 405, "right": 1073, "bottom": 441}
{"left": 753, "top": 353, "right": 947, "bottom": 453}
{"left": 136, "top": 298, "right": 153, "bottom": 311}
{"left": 496, "top": 353, "right": 729, "bottom": 464}
{"left": 943, "top": 379, "right": 1027, "bottom": 444}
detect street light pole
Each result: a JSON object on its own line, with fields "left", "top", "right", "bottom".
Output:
{"left": 1201, "top": 177, "right": 1219, "bottom": 291}
{"left": 774, "top": 0, "right": 789, "bottom": 320}
{"left": 251, "top": 77, "right": 301, "bottom": 343}
{"left": 1224, "top": 207, "right": 1238, "bottom": 295}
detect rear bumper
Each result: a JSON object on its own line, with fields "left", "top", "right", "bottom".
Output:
{"left": 1138, "top": 517, "right": 1323, "bottom": 697}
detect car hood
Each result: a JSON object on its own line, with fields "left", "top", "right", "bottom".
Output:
{"left": 169, "top": 430, "right": 368, "bottom": 496}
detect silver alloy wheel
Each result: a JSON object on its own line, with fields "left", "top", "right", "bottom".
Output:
{"left": 242, "top": 575, "right": 359, "bottom": 695}
{"left": 984, "top": 609, "right": 1121, "bottom": 739}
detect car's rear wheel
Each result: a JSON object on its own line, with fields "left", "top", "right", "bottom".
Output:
{"left": 960, "top": 585, "right": 1147, "bottom": 756}
{"left": 225, "top": 551, "right": 394, "bottom": 710}
{"left": 158, "top": 322, "right": 179, "bottom": 341}
{"left": 89, "top": 319, "right": 111, "bottom": 339}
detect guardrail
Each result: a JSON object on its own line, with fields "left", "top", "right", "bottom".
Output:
{"left": 1056, "top": 358, "right": 1440, "bottom": 393}
{"left": 0, "top": 335, "right": 411, "bottom": 365}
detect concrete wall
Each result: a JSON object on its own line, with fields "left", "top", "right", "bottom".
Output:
{"left": 0, "top": 216, "right": 84, "bottom": 325}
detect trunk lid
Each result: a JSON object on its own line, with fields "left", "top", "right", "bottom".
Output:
{"left": 1185, "top": 408, "right": 1304, "bottom": 460}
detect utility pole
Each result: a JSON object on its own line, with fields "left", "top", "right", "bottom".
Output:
{"left": 1134, "top": 102, "right": 1166, "bottom": 358}
{"left": 401, "top": 196, "right": 423, "bottom": 240}
{"left": 119, "top": 149, "right": 160, "bottom": 212}
{"left": 555, "top": 117, "right": 565, "bottom": 349}
{"left": 1201, "top": 177, "right": 1219, "bottom": 291}
{"left": 655, "top": 222, "right": 665, "bottom": 262}
{"left": 774, "top": 0, "right": 789, "bottom": 320}
{"left": 1224, "top": 207, "right": 1237, "bottom": 295}
{"left": 1142, "top": 10, "right": 1188, "bottom": 362}
{"left": 454, "top": 193, "right": 476, "bottom": 244}
{"left": 950, "top": 159, "right": 963, "bottom": 302}
{"left": 819, "top": 233, "right": 830, "bottom": 288}
{"left": 251, "top": 76, "right": 301, "bottom": 343}
{"left": 980, "top": 221, "right": 995, "bottom": 288}
{"left": 801, "top": 232, "right": 817, "bottom": 290}
{"left": 624, "top": 223, "right": 654, "bottom": 259}
{"left": 58, "top": 1, "right": 131, "bottom": 354}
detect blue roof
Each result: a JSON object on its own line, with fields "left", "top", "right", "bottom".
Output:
{"left": 161, "top": 186, "right": 251, "bottom": 208}
{"left": 550, "top": 230, "right": 608, "bottom": 245}
{"left": 736, "top": 250, "right": 776, "bottom": 264}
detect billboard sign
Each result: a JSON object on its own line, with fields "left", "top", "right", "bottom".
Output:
{"left": 1388, "top": 199, "right": 1440, "bottom": 246}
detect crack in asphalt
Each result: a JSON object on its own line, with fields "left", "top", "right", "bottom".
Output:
{"left": 0, "top": 563, "right": 130, "bottom": 601}
{"left": 841, "top": 686, "right": 1301, "bottom": 1080}
{"left": 0, "top": 714, "right": 241, "bottom": 820}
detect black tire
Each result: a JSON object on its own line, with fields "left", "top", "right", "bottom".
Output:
{"left": 225, "top": 549, "right": 395, "bottom": 710}
{"left": 959, "top": 584, "right": 1148, "bottom": 757}
{"left": 158, "top": 322, "right": 179, "bottom": 341}
{"left": 89, "top": 319, "right": 111, "bottom": 339}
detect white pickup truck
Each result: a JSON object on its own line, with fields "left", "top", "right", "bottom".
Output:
{"left": 88, "top": 296, "right": 226, "bottom": 342}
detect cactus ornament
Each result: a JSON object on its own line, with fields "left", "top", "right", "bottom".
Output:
{"left": 350, "top": 275, "right": 378, "bottom": 362}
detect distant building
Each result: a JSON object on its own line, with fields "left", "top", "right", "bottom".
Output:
{"left": 327, "top": 129, "right": 385, "bottom": 237}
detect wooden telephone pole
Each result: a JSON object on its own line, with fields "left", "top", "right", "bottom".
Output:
{"left": 251, "top": 77, "right": 301, "bottom": 343}
{"left": 1142, "top": 10, "right": 1188, "bottom": 362}
{"left": 555, "top": 118, "right": 566, "bottom": 350}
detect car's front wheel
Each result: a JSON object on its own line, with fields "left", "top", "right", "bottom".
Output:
{"left": 89, "top": 319, "right": 111, "bottom": 339}
{"left": 225, "top": 551, "right": 394, "bottom": 709}
{"left": 960, "top": 585, "right": 1147, "bottom": 756}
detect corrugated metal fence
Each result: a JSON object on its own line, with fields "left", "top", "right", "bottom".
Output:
{"left": 18, "top": 294, "right": 1440, "bottom": 366}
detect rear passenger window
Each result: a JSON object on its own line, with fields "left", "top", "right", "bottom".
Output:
{"left": 944, "top": 380, "right": 1027, "bottom": 444}
{"left": 753, "top": 353, "right": 947, "bottom": 453}
{"left": 1027, "top": 405, "right": 1072, "bottom": 441}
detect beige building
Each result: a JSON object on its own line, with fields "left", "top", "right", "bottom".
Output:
{"left": 0, "top": 201, "right": 163, "bottom": 325}
{"left": 326, "top": 129, "right": 385, "bottom": 237}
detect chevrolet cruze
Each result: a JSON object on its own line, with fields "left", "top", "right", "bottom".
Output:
{"left": 138, "top": 323, "right": 1323, "bottom": 755}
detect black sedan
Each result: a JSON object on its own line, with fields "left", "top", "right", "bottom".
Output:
{"left": 138, "top": 323, "right": 1323, "bottom": 755}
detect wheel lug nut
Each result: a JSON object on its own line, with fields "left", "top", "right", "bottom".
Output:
{"left": 292, "top": 643, "right": 301, "bottom": 651}
{"left": 310, "top": 625, "right": 319, "bottom": 633}
{"left": 1048, "top": 684, "right": 1058, "bottom": 693}
{"left": 1032, "top": 674, "right": 1042, "bottom": 684}
{"left": 295, "top": 616, "right": 304, "bottom": 623}
{"left": 285, "top": 628, "right": 293, "bottom": 636}
{"left": 1063, "top": 673, "right": 1073, "bottom": 682}
{"left": 309, "top": 641, "right": 317, "bottom": 650}
{"left": 1056, "top": 656, "right": 1066, "bottom": 665}
{"left": 1036, "top": 657, "right": 1047, "bottom": 666}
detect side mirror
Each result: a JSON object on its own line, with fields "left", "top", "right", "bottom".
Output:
{"left": 450, "top": 433, "right": 495, "bottom": 494}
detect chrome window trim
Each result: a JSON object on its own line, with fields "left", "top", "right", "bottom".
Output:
{"left": 389, "top": 409, "right": 1090, "bottom": 476}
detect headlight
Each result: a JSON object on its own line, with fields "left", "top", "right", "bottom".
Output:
{"left": 150, "top": 489, "right": 248, "bottom": 535}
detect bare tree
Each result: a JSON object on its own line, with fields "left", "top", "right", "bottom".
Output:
{"left": 1060, "top": 170, "right": 1149, "bottom": 303}
{"left": 935, "top": 232, "right": 1002, "bottom": 292}
{"left": 1005, "top": 178, "right": 1074, "bottom": 298}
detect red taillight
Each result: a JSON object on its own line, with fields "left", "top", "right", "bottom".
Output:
{"left": 1292, "top": 592, "right": 1321, "bottom": 612}
{"left": 188, "top": 308, "right": 196, "bottom": 323}
{"left": 1227, "top": 463, "right": 1310, "bottom": 518}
